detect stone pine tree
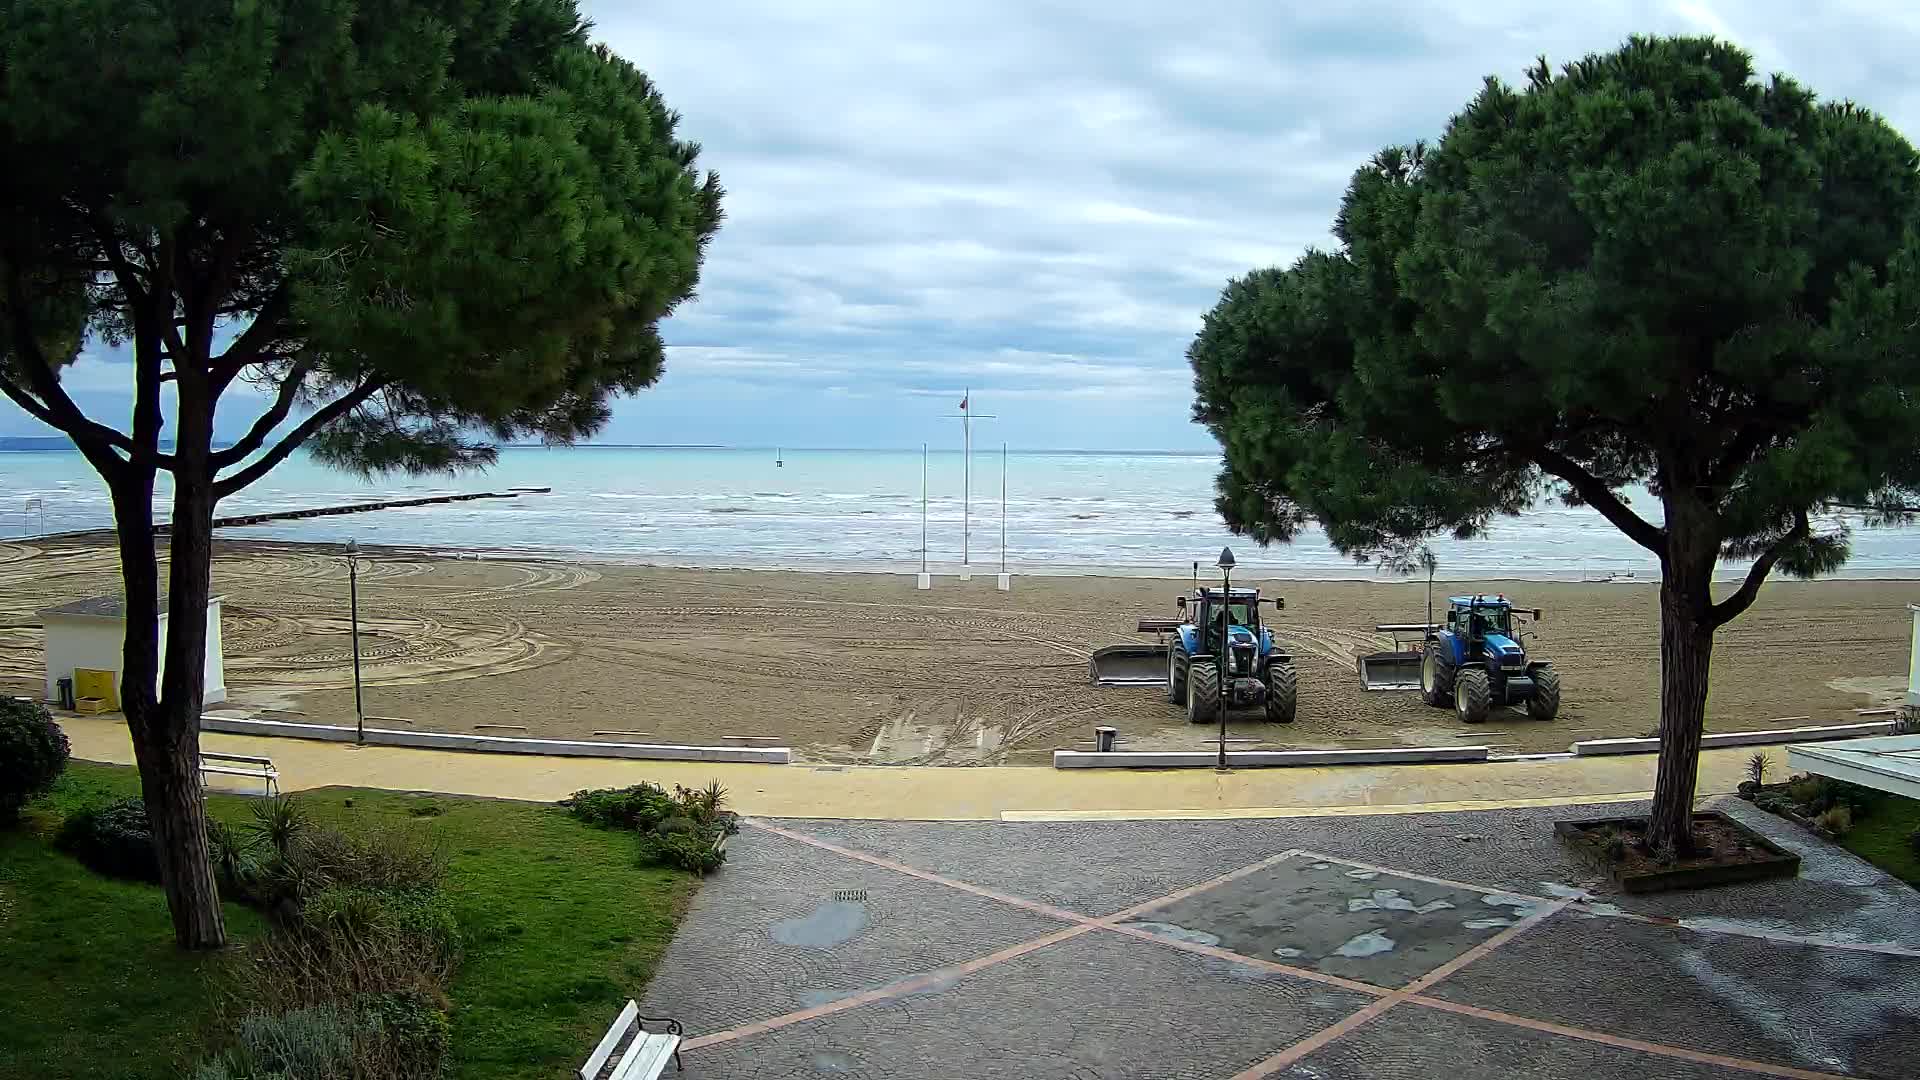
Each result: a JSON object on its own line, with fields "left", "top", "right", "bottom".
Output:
{"left": 0, "top": 0, "right": 722, "bottom": 947}
{"left": 1191, "top": 36, "right": 1920, "bottom": 854}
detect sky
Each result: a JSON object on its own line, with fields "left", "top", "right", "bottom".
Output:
{"left": 10, "top": 1, "right": 1920, "bottom": 451}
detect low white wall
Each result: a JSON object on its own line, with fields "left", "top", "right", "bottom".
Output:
{"left": 1052, "top": 746, "right": 1489, "bottom": 769}
{"left": 198, "top": 715, "right": 791, "bottom": 764}
{"left": 1571, "top": 720, "right": 1895, "bottom": 756}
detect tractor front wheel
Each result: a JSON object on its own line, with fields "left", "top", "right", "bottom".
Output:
{"left": 1527, "top": 668, "right": 1562, "bottom": 721}
{"left": 1168, "top": 645, "right": 1189, "bottom": 704}
{"left": 1186, "top": 662, "right": 1220, "bottom": 723}
{"left": 1421, "top": 647, "right": 1455, "bottom": 708}
{"left": 1264, "top": 662, "right": 1297, "bottom": 723}
{"left": 1454, "top": 668, "right": 1491, "bottom": 724}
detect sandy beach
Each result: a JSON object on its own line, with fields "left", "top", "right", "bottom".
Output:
{"left": 0, "top": 535, "right": 1911, "bottom": 764}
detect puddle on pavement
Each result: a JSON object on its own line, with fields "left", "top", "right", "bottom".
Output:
{"left": 772, "top": 900, "right": 869, "bottom": 948}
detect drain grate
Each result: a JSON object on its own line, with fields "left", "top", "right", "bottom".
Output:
{"left": 833, "top": 889, "right": 868, "bottom": 902}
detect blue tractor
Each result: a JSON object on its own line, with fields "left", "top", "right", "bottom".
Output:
{"left": 1418, "top": 595, "right": 1560, "bottom": 723}
{"left": 1166, "top": 586, "right": 1297, "bottom": 724}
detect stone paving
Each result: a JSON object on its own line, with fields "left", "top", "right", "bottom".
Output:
{"left": 638, "top": 797, "right": 1920, "bottom": 1079}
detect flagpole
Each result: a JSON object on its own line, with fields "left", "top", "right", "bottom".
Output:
{"left": 1000, "top": 442, "right": 1007, "bottom": 574}
{"left": 943, "top": 391, "right": 993, "bottom": 576}
{"left": 921, "top": 442, "right": 928, "bottom": 573}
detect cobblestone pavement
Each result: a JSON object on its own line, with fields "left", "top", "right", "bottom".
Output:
{"left": 637, "top": 797, "right": 1920, "bottom": 1079}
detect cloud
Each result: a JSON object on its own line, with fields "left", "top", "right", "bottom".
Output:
{"left": 11, "top": 2, "right": 1920, "bottom": 450}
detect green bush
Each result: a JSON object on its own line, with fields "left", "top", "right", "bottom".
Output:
{"left": 57, "top": 797, "right": 160, "bottom": 882}
{"left": 638, "top": 829, "right": 725, "bottom": 876}
{"left": 0, "top": 697, "right": 69, "bottom": 823}
{"left": 358, "top": 989, "right": 452, "bottom": 1072}
{"left": 192, "top": 1005, "right": 358, "bottom": 1080}
{"left": 1909, "top": 825, "right": 1920, "bottom": 858}
{"left": 1786, "top": 774, "right": 1887, "bottom": 820}
{"left": 561, "top": 782, "right": 677, "bottom": 830}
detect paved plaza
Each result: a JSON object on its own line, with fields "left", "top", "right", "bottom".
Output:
{"left": 641, "top": 797, "right": 1920, "bottom": 1079}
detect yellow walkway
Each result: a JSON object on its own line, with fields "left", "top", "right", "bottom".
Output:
{"left": 58, "top": 716, "right": 1760, "bottom": 821}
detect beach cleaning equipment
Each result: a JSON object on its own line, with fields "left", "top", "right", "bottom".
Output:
{"left": 1089, "top": 551, "right": 1297, "bottom": 724}
{"left": 1358, "top": 595, "right": 1560, "bottom": 723}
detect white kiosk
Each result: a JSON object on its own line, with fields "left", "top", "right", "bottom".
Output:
{"left": 39, "top": 594, "right": 227, "bottom": 708}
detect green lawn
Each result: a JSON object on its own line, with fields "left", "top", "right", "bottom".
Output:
{"left": 1844, "top": 791, "right": 1920, "bottom": 887}
{"left": 0, "top": 762, "right": 699, "bottom": 1080}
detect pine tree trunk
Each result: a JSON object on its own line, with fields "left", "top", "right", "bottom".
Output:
{"left": 1646, "top": 509, "right": 1719, "bottom": 856}
{"left": 112, "top": 400, "right": 225, "bottom": 950}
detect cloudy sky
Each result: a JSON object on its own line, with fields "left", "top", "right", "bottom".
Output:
{"left": 9, "top": 1, "right": 1919, "bottom": 450}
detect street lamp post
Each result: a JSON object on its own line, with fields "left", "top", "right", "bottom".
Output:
{"left": 346, "top": 540, "right": 365, "bottom": 745}
{"left": 1216, "top": 546, "right": 1235, "bottom": 770}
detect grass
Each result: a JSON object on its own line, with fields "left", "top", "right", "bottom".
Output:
{"left": 0, "top": 762, "right": 699, "bottom": 1080}
{"left": 1842, "top": 791, "right": 1920, "bottom": 887}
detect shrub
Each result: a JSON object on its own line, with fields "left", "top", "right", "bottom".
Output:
{"left": 286, "top": 823, "right": 448, "bottom": 894}
{"left": 358, "top": 989, "right": 452, "bottom": 1072}
{"left": 0, "top": 697, "right": 69, "bottom": 823}
{"left": 1814, "top": 806, "right": 1854, "bottom": 836}
{"left": 1786, "top": 775, "right": 1887, "bottom": 820}
{"left": 192, "top": 1005, "right": 360, "bottom": 1080}
{"left": 561, "top": 782, "right": 676, "bottom": 830}
{"left": 638, "top": 829, "right": 725, "bottom": 876}
{"left": 1908, "top": 825, "right": 1920, "bottom": 858}
{"left": 57, "top": 797, "right": 160, "bottom": 882}
{"left": 1746, "top": 752, "right": 1773, "bottom": 788}
{"left": 248, "top": 795, "right": 309, "bottom": 858}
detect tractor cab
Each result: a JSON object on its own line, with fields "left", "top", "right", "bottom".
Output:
{"left": 1444, "top": 596, "right": 1525, "bottom": 665}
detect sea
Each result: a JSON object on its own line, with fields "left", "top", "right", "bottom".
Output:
{"left": 2, "top": 446, "right": 1916, "bottom": 581}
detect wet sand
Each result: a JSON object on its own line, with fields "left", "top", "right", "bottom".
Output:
{"left": 0, "top": 537, "right": 1911, "bottom": 764}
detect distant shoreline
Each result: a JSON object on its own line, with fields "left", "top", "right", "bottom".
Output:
{"left": 18, "top": 532, "right": 1909, "bottom": 586}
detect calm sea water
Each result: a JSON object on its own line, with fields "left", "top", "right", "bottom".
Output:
{"left": 1, "top": 446, "right": 1915, "bottom": 580}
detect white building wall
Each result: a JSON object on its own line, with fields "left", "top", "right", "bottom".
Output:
{"left": 41, "top": 601, "right": 227, "bottom": 706}
{"left": 41, "top": 617, "right": 128, "bottom": 703}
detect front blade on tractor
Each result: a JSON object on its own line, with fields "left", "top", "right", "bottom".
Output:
{"left": 1357, "top": 623, "right": 1434, "bottom": 692}
{"left": 1358, "top": 650, "right": 1423, "bottom": 691}
{"left": 1088, "top": 644, "right": 1170, "bottom": 688}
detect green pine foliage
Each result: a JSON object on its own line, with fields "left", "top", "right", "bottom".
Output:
{"left": 1189, "top": 35, "right": 1920, "bottom": 850}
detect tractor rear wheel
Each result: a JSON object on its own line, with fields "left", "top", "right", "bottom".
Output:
{"left": 1168, "top": 644, "right": 1189, "bottom": 704}
{"left": 1186, "top": 661, "right": 1220, "bottom": 723}
{"left": 1264, "top": 662, "right": 1297, "bottom": 723}
{"left": 1527, "top": 668, "right": 1562, "bottom": 720}
{"left": 1421, "top": 647, "right": 1455, "bottom": 708}
{"left": 1454, "top": 668, "right": 1491, "bottom": 723}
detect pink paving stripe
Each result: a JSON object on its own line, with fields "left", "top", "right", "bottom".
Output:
{"left": 1405, "top": 996, "right": 1855, "bottom": 1080}
{"left": 680, "top": 923, "right": 1094, "bottom": 1052}
{"left": 1226, "top": 997, "right": 1400, "bottom": 1079}
{"left": 1292, "top": 848, "right": 1552, "bottom": 902}
{"left": 1104, "top": 849, "right": 1302, "bottom": 920}
{"left": 1401, "top": 901, "right": 1569, "bottom": 994}
{"left": 1102, "top": 922, "right": 1392, "bottom": 997}
{"left": 747, "top": 820, "right": 1094, "bottom": 925}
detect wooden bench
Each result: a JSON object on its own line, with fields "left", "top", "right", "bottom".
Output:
{"left": 581, "top": 1000, "right": 682, "bottom": 1079}
{"left": 198, "top": 752, "right": 279, "bottom": 796}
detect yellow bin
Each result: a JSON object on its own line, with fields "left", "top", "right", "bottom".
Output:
{"left": 73, "top": 668, "right": 119, "bottom": 712}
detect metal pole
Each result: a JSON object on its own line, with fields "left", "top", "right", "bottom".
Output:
{"left": 1000, "top": 442, "right": 1007, "bottom": 574}
{"left": 1218, "top": 562, "right": 1230, "bottom": 769}
{"left": 962, "top": 387, "right": 970, "bottom": 567}
{"left": 921, "top": 443, "right": 928, "bottom": 573}
{"left": 347, "top": 540, "right": 365, "bottom": 745}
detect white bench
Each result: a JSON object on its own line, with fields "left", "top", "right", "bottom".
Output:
{"left": 198, "top": 752, "right": 279, "bottom": 796}
{"left": 581, "top": 1000, "right": 682, "bottom": 1080}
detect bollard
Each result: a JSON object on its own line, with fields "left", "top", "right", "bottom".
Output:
{"left": 1095, "top": 725, "right": 1117, "bottom": 753}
